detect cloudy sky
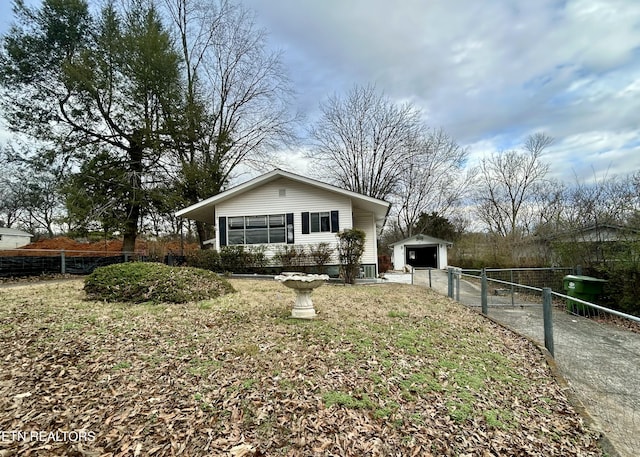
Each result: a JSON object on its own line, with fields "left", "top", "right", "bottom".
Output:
{"left": 242, "top": 0, "right": 640, "bottom": 183}
{"left": 1, "top": 0, "right": 639, "bottom": 184}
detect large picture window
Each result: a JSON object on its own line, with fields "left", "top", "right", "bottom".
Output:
{"left": 227, "top": 214, "right": 286, "bottom": 245}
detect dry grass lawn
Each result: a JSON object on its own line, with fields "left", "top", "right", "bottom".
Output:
{"left": 0, "top": 279, "right": 603, "bottom": 456}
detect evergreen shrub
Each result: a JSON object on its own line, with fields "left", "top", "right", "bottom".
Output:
{"left": 84, "top": 262, "right": 235, "bottom": 304}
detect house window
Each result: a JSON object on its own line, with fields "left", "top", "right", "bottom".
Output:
{"left": 311, "top": 212, "right": 330, "bottom": 232}
{"left": 227, "top": 214, "right": 286, "bottom": 245}
{"left": 301, "top": 211, "right": 339, "bottom": 234}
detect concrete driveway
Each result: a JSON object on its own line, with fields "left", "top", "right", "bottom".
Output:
{"left": 407, "top": 268, "right": 639, "bottom": 457}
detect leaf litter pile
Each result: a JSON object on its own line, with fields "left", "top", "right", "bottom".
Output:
{"left": 0, "top": 279, "right": 603, "bottom": 456}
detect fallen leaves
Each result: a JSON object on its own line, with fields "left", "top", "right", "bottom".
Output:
{"left": 0, "top": 279, "right": 603, "bottom": 456}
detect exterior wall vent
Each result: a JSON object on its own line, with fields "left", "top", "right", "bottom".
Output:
{"left": 279, "top": 188, "right": 286, "bottom": 197}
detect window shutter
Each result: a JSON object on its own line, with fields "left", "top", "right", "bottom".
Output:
{"left": 219, "top": 217, "right": 227, "bottom": 247}
{"left": 286, "top": 213, "right": 294, "bottom": 244}
{"left": 330, "top": 210, "right": 339, "bottom": 233}
{"left": 301, "top": 212, "right": 310, "bottom": 234}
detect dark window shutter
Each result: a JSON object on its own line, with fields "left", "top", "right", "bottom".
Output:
{"left": 286, "top": 213, "right": 294, "bottom": 244}
{"left": 219, "top": 217, "right": 227, "bottom": 246}
{"left": 301, "top": 212, "right": 310, "bottom": 234}
{"left": 330, "top": 210, "right": 339, "bottom": 233}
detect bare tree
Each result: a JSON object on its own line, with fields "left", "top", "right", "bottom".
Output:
{"left": 473, "top": 132, "right": 553, "bottom": 237}
{"left": 392, "top": 129, "right": 472, "bottom": 238}
{"left": 0, "top": 144, "right": 65, "bottom": 235}
{"left": 308, "top": 84, "right": 422, "bottom": 201}
{"left": 565, "top": 170, "right": 638, "bottom": 233}
{"left": 0, "top": 179, "right": 22, "bottom": 229}
{"left": 529, "top": 178, "right": 568, "bottom": 238}
{"left": 163, "top": 0, "right": 298, "bottom": 246}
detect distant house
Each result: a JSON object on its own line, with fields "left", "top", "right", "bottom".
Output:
{"left": 551, "top": 224, "right": 640, "bottom": 243}
{"left": 389, "top": 234, "right": 452, "bottom": 271}
{"left": 539, "top": 223, "right": 640, "bottom": 266}
{"left": 0, "top": 228, "right": 33, "bottom": 249}
{"left": 176, "top": 169, "right": 391, "bottom": 278}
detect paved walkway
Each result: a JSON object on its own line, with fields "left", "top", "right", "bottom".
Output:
{"left": 387, "top": 269, "right": 639, "bottom": 457}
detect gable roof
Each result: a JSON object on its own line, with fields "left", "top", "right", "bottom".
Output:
{"left": 176, "top": 169, "right": 391, "bottom": 226}
{"left": 389, "top": 233, "right": 453, "bottom": 247}
{"left": 0, "top": 227, "right": 33, "bottom": 237}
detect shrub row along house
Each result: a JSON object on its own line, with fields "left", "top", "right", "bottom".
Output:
{"left": 176, "top": 169, "right": 391, "bottom": 278}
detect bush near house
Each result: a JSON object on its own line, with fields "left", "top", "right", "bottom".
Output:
{"left": 185, "top": 243, "right": 336, "bottom": 275}
{"left": 84, "top": 262, "right": 235, "bottom": 304}
{"left": 273, "top": 243, "right": 335, "bottom": 273}
{"left": 337, "top": 228, "right": 366, "bottom": 284}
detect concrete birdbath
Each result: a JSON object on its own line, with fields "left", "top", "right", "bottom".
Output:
{"left": 275, "top": 273, "right": 329, "bottom": 319}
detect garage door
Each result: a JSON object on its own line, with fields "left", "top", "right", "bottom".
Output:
{"left": 405, "top": 246, "right": 437, "bottom": 268}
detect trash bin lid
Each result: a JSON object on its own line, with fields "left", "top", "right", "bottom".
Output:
{"left": 563, "top": 274, "right": 607, "bottom": 283}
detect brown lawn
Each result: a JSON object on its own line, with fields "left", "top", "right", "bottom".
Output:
{"left": 0, "top": 279, "right": 602, "bottom": 456}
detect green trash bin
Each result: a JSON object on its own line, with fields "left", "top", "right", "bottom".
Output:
{"left": 563, "top": 275, "right": 607, "bottom": 315}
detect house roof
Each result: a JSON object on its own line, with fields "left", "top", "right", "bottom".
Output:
{"left": 389, "top": 233, "right": 453, "bottom": 247}
{"left": 175, "top": 169, "right": 392, "bottom": 227}
{"left": 0, "top": 227, "right": 33, "bottom": 237}
{"left": 540, "top": 223, "right": 640, "bottom": 242}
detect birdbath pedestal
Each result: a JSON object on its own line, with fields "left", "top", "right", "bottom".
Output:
{"left": 275, "top": 273, "right": 329, "bottom": 319}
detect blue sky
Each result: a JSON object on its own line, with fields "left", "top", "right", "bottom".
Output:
{"left": 2, "top": 0, "right": 639, "bottom": 184}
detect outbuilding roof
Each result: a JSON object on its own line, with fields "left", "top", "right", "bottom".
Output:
{"left": 388, "top": 234, "right": 453, "bottom": 247}
{"left": 0, "top": 227, "right": 33, "bottom": 237}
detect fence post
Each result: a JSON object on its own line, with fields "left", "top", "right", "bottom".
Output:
{"left": 543, "top": 287, "right": 554, "bottom": 357}
{"left": 447, "top": 267, "right": 453, "bottom": 298}
{"left": 510, "top": 269, "right": 515, "bottom": 307}
{"left": 455, "top": 268, "right": 461, "bottom": 301}
{"left": 481, "top": 268, "right": 488, "bottom": 315}
{"left": 428, "top": 268, "right": 432, "bottom": 288}
{"left": 60, "top": 250, "right": 66, "bottom": 275}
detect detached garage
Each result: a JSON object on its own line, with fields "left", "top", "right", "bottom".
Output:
{"left": 389, "top": 234, "right": 452, "bottom": 271}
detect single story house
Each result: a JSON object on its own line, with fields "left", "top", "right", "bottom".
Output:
{"left": 389, "top": 234, "right": 452, "bottom": 271}
{"left": 0, "top": 227, "right": 33, "bottom": 249}
{"left": 175, "top": 169, "right": 391, "bottom": 278}
{"left": 531, "top": 223, "right": 640, "bottom": 265}
{"left": 553, "top": 224, "right": 640, "bottom": 243}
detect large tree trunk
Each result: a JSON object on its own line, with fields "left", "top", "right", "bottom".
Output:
{"left": 122, "top": 203, "right": 140, "bottom": 254}
{"left": 196, "top": 221, "right": 213, "bottom": 249}
{"left": 122, "top": 132, "right": 144, "bottom": 254}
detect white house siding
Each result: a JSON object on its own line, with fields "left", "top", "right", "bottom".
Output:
{"left": 437, "top": 244, "right": 448, "bottom": 269}
{"left": 353, "top": 210, "right": 377, "bottom": 265}
{"left": 0, "top": 234, "right": 32, "bottom": 249}
{"left": 392, "top": 244, "right": 404, "bottom": 270}
{"left": 215, "top": 177, "right": 353, "bottom": 259}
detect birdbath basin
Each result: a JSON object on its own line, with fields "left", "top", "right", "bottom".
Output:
{"left": 275, "top": 273, "right": 329, "bottom": 319}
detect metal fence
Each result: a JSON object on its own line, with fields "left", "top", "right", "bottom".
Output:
{"left": 419, "top": 267, "right": 640, "bottom": 457}
{"left": 0, "top": 249, "right": 178, "bottom": 278}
